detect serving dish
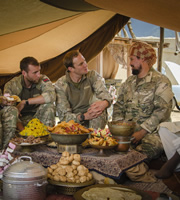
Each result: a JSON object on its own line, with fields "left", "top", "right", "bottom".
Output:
{"left": 12, "top": 140, "right": 46, "bottom": 152}
{"left": 115, "top": 136, "right": 134, "bottom": 152}
{"left": 14, "top": 140, "right": 46, "bottom": 147}
{"left": 90, "top": 144, "right": 117, "bottom": 157}
{"left": 74, "top": 184, "right": 152, "bottom": 200}
{"left": 50, "top": 132, "right": 90, "bottom": 145}
{"left": 48, "top": 179, "right": 95, "bottom": 195}
{"left": 108, "top": 120, "right": 135, "bottom": 136}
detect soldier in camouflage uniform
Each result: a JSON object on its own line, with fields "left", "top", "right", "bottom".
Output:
{"left": 55, "top": 50, "right": 112, "bottom": 129}
{"left": 0, "top": 89, "right": 18, "bottom": 149}
{"left": 113, "top": 41, "right": 174, "bottom": 161}
{"left": 4, "top": 57, "right": 56, "bottom": 131}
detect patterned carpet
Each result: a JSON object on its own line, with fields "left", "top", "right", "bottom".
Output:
{"left": 123, "top": 170, "right": 172, "bottom": 194}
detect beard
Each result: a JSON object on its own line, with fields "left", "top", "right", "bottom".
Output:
{"left": 131, "top": 64, "right": 142, "bottom": 75}
{"left": 26, "top": 76, "right": 39, "bottom": 84}
{"left": 132, "top": 69, "right": 140, "bottom": 75}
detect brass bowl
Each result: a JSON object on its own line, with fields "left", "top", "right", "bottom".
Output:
{"left": 50, "top": 132, "right": 90, "bottom": 145}
{"left": 108, "top": 120, "right": 135, "bottom": 136}
{"left": 48, "top": 179, "right": 95, "bottom": 195}
{"left": 115, "top": 136, "right": 132, "bottom": 152}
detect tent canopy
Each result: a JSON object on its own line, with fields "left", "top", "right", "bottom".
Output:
{"left": 0, "top": 0, "right": 180, "bottom": 88}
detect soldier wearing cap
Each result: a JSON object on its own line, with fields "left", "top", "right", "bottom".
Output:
{"left": 113, "top": 41, "right": 174, "bottom": 161}
{"left": 4, "top": 57, "right": 56, "bottom": 131}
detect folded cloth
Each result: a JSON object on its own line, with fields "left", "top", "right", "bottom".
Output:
{"left": 91, "top": 171, "right": 116, "bottom": 184}
{"left": 159, "top": 122, "right": 180, "bottom": 133}
{"left": 125, "top": 162, "right": 157, "bottom": 182}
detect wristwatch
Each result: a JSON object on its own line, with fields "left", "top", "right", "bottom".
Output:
{"left": 26, "top": 100, "right": 29, "bottom": 106}
{"left": 80, "top": 113, "right": 85, "bottom": 121}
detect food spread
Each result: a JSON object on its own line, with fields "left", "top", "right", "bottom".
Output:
{"left": 47, "top": 120, "right": 93, "bottom": 135}
{"left": 82, "top": 187, "right": 142, "bottom": 200}
{"left": 0, "top": 95, "right": 21, "bottom": 104}
{"left": 47, "top": 151, "right": 93, "bottom": 183}
{"left": 82, "top": 128, "right": 118, "bottom": 147}
{"left": 11, "top": 136, "right": 43, "bottom": 145}
{"left": 19, "top": 118, "right": 49, "bottom": 137}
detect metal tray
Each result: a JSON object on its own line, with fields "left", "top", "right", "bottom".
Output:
{"left": 14, "top": 140, "right": 46, "bottom": 146}
{"left": 48, "top": 178, "right": 95, "bottom": 188}
{"left": 90, "top": 144, "right": 117, "bottom": 157}
{"left": 48, "top": 179, "right": 95, "bottom": 195}
{"left": 74, "top": 184, "right": 152, "bottom": 200}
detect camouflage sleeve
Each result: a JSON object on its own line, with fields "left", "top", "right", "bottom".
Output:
{"left": 0, "top": 89, "right": 2, "bottom": 96}
{"left": 141, "top": 78, "right": 174, "bottom": 133}
{"left": 90, "top": 71, "right": 113, "bottom": 107}
{"left": 112, "top": 82, "right": 126, "bottom": 121}
{"left": 40, "top": 75, "right": 56, "bottom": 103}
{"left": 55, "top": 78, "right": 81, "bottom": 123}
{"left": 3, "top": 77, "right": 22, "bottom": 95}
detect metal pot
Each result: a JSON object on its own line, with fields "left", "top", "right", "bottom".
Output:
{"left": 3, "top": 156, "right": 47, "bottom": 200}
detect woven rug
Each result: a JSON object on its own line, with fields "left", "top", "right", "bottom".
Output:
{"left": 123, "top": 170, "right": 172, "bottom": 194}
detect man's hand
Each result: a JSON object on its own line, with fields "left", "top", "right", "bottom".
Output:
{"left": 0, "top": 96, "right": 16, "bottom": 106}
{"left": 16, "top": 100, "right": 26, "bottom": 115}
{"left": 131, "top": 129, "right": 148, "bottom": 144}
{"left": 78, "top": 100, "right": 109, "bottom": 121}
{"left": 17, "top": 122, "right": 24, "bottom": 132}
{"left": 87, "top": 100, "right": 109, "bottom": 118}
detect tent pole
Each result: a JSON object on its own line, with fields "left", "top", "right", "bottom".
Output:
{"left": 157, "top": 27, "right": 164, "bottom": 72}
{"left": 99, "top": 51, "right": 103, "bottom": 77}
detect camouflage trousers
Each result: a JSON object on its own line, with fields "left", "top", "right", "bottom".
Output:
{"left": 132, "top": 132, "right": 164, "bottom": 162}
{"left": 89, "top": 109, "right": 108, "bottom": 129}
{"left": 0, "top": 106, "right": 18, "bottom": 150}
{"left": 20, "top": 103, "right": 55, "bottom": 127}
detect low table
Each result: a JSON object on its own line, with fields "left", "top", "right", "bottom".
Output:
{"left": 12, "top": 145, "right": 147, "bottom": 179}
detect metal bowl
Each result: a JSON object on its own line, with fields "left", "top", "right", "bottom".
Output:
{"left": 115, "top": 136, "right": 132, "bottom": 152}
{"left": 50, "top": 133, "right": 90, "bottom": 145}
{"left": 108, "top": 120, "right": 135, "bottom": 136}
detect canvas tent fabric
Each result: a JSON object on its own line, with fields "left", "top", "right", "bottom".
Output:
{"left": 1, "top": 0, "right": 180, "bottom": 89}
{"left": 0, "top": 0, "right": 129, "bottom": 89}
{"left": 85, "top": 0, "right": 180, "bottom": 32}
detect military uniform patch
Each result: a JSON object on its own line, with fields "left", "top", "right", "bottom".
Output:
{"left": 43, "top": 78, "right": 49, "bottom": 82}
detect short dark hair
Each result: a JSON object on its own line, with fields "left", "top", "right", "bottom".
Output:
{"left": 63, "top": 50, "right": 80, "bottom": 69}
{"left": 20, "top": 57, "right": 39, "bottom": 72}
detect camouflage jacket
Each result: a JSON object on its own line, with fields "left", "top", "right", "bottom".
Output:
{"left": 4, "top": 74, "right": 56, "bottom": 103}
{"left": 55, "top": 70, "right": 112, "bottom": 123}
{"left": 113, "top": 68, "right": 174, "bottom": 133}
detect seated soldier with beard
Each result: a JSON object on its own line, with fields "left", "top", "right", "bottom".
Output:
{"left": 113, "top": 41, "right": 174, "bottom": 162}
{"left": 3, "top": 57, "right": 56, "bottom": 131}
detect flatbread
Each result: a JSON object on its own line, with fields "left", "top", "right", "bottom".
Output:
{"left": 0, "top": 95, "right": 21, "bottom": 103}
{"left": 10, "top": 95, "right": 21, "bottom": 102}
{"left": 82, "top": 187, "right": 142, "bottom": 200}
